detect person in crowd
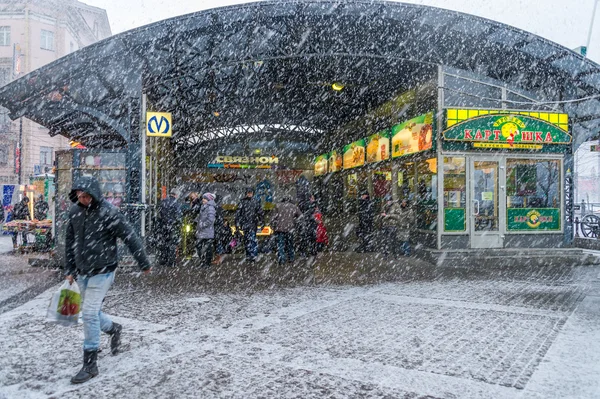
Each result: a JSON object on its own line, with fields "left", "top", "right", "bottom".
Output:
{"left": 379, "top": 194, "right": 402, "bottom": 255}
{"left": 156, "top": 189, "right": 182, "bottom": 267}
{"left": 212, "top": 195, "right": 230, "bottom": 265}
{"left": 272, "top": 196, "right": 301, "bottom": 264}
{"left": 296, "top": 175, "right": 311, "bottom": 212}
{"left": 357, "top": 191, "right": 375, "bottom": 252}
{"left": 0, "top": 203, "right": 4, "bottom": 224}
{"left": 397, "top": 198, "right": 414, "bottom": 256}
{"left": 235, "top": 187, "right": 264, "bottom": 262}
{"left": 12, "top": 196, "right": 30, "bottom": 249}
{"left": 13, "top": 196, "right": 30, "bottom": 220}
{"left": 315, "top": 209, "right": 329, "bottom": 252}
{"left": 189, "top": 192, "right": 202, "bottom": 218}
{"left": 299, "top": 194, "right": 318, "bottom": 258}
{"left": 195, "top": 193, "right": 216, "bottom": 268}
{"left": 34, "top": 195, "right": 49, "bottom": 220}
{"left": 64, "top": 176, "right": 151, "bottom": 384}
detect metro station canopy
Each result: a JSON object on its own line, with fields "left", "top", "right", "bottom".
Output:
{"left": 0, "top": 0, "right": 599, "bottom": 150}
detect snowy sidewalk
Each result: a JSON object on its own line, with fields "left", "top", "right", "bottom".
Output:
{"left": 0, "top": 262, "right": 599, "bottom": 398}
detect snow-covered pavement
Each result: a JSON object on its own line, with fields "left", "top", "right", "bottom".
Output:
{"left": 0, "top": 262, "right": 599, "bottom": 398}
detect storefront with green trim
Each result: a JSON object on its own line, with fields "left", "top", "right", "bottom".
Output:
{"left": 439, "top": 108, "right": 570, "bottom": 249}
{"left": 314, "top": 103, "right": 572, "bottom": 250}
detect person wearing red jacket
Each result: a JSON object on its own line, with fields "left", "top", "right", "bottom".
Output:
{"left": 314, "top": 210, "right": 328, "bottom": 252}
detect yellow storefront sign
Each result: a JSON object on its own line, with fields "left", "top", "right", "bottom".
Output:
{"left": 146, "top": 112, "right": 172, "bottom": 137}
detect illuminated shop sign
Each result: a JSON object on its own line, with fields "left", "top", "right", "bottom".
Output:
{"left": 343, "top": 139, "right": 366, "bottom": 169}
{"left": 443, "top": 114, "right": 572, "bottom": 148}
{"left": 391, "top": 113, "right": 433, "bottom": 158}
{"left": 446, "top": 109, "right": 569, "bottom": 132}
{"left": 314, "top": 154, "right": 328, "bottom": 176}
{"left": 366, "top": 130, "right": 390, "bottom": 163}
{"left": 328, "top": 150, "right": 342, "bottom": 173}
{"left": 209, "top": 155, "right": 279, "bottom": 169}
{"left": 312, "top": 111, "right": 434, "bottom": 175}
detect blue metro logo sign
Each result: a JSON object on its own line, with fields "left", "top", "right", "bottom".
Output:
{"left": 146, "top": 112, "right": 172, "bottom": 137}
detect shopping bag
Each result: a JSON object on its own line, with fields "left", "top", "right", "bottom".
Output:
{"left": 46, "top": 280, "right": 81, "bottom": 326}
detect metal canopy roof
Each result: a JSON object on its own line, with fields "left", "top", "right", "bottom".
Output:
{"left": 0, "top": 0, "right": 599, "bottom": 150}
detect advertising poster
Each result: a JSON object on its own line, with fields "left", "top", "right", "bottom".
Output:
{"left": 391, "top": 113, "right": 434, "bottom": 158}
{"left": 314, "top": 154, "right": 328, "bottom": 176}
{"left": 328, "top": 150, "right": 343, "bottom": 173}
{"left": 343, "top": 139, "right": 366, "bottom": 169}
{"left": 366, "top": 130, "right": 390, "bottom": 164}
{"left": 507, "top": 208, "right": 560, "bottom": 231}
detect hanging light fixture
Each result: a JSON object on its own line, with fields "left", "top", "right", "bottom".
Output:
{"left": 331, "top": 82, "right": 345, "bottom": 91}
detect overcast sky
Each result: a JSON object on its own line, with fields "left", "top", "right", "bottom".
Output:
{"left": 84, "top": 0, "right": 600, "bottom": 63}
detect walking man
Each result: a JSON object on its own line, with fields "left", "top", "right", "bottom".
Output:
{"left": 65, "top": 176, "right": 151, "bottom": 384}
{"left": 272, "top": 196, "right": 301, "bottom": 264}
{"left": 195, "top": 193, "right": 216, "bottom": 267}
{"left": 156, "top": 189, "right": 182, "bottom": 267}
{"left": 235, "top": 187, "right": 264, "bottom": 262}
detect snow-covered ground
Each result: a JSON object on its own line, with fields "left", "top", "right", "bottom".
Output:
{"left": 0, "top": 263, "right": 599, "bottom": 398}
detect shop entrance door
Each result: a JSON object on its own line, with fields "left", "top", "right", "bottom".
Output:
{"left": 469, "top": 157, "right": 504, "bottom": 248}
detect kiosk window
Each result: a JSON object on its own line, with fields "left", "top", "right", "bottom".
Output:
{"left": 506, "top": 159, "right": 560, "bottom": 208}
{"left": 443, "top": 157, "right": 466, "bottom": 232}
{"left": 415, "top": 158, "right": 438, "bottom": 231}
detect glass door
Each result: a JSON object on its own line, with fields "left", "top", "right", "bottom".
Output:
{"left": 470, "top": 158, "right": 504, "bottom": 248}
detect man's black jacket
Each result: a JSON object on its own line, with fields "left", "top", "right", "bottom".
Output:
{"left": 65, "top": 176, "right": 150, "bottom": 277}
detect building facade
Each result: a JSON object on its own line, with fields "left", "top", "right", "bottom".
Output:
{"left": 0, "top": 0, "right": 111, "bottom": 184}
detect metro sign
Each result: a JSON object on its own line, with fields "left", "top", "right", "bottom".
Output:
{"left": 146, "top": 112, "right": 172, "bottom": 137}
{"left": 443, "top": 114, "right": 571, "bottom": 147}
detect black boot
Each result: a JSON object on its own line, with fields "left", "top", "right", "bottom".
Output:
{"left": 71, "top": 350, "right": 98, "bottom": 384}
{"left": 108, "top": 322, "right": 122, "bottom": 355}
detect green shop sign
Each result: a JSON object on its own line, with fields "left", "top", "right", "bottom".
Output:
{"left": 507, "top": 208, "right": 561, "bottom": 231}
{"left": 443, "top": 114, "right": 571, "bottom": 149}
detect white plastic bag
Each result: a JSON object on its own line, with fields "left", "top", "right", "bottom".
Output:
{"left": 46, "top": 280, "right": 81, "bottom": 326}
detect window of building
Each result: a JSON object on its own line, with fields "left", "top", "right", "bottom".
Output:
{"left": 0, "top": 26, "right": 10, "bottom": 46}
{"left": 0, "top": 144, "right": 8, "bottom": 166}
{"left": 415, "top": 158, "right": 438, "bottom": 231}
{"left": 443, "top": 157, "right": 466, "bottom": 232}
{"left": 506, "top": 159, "right": 561, "bottom": 232}
{"left": 40, "top": 146, "right": 53, "bottom": 168}
{"left": 41, "top": 30, "right": 54, "bottom": 51}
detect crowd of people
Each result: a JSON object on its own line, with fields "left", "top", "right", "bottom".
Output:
{"left": 154, "top": 187, "right": 330, "bottom": 267}
{"left": 154, "top": 186, "right": 415, "bottom": 267}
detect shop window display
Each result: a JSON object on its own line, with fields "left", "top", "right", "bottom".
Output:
{"left": 443, "top": 157, "right": 466, "bottom": 232}
{"left": 506, "top": 159, "right": 561, "bottom": 231}
{"left": 398, "top": 162, "right": 415, "bottom": 201}
{"left": 415, "top": 158, "right": 438, "bottom": 231}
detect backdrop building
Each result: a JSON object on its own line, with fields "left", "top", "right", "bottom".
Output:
{"left": 0, "top": 0, "right": 111, "bottom": 184}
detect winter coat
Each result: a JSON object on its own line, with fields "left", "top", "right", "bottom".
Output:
{"left": 272, "top": 201, "right": 301, "bottom": 233}
{"left": 64, "top": 176, "right": 150, "bottom": 277}
{"left": 235, "top": 197, "right": 264, "bottom": 233}
{"left": 34, "top": 200, "right": 49, "bottom": 220}
{"left": 380, "top": 201, "right": 402, "bottom": 228}
{"left": 13, "top": 200, "right": 30, "bottom": 220}
{"left": 397, "top": 205, "right": 415, "bottom": 241}
{"left": 214, "top": 204, "right": 229, "bottom": 238}
{"left": 196, "top": 199, "right": 216, "bottom": 240}
{"left": 158, "top": 196, "right": 182, "bottom": 236}
{"left": 358, "top": 197, "right": 375, "bottom": 235}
